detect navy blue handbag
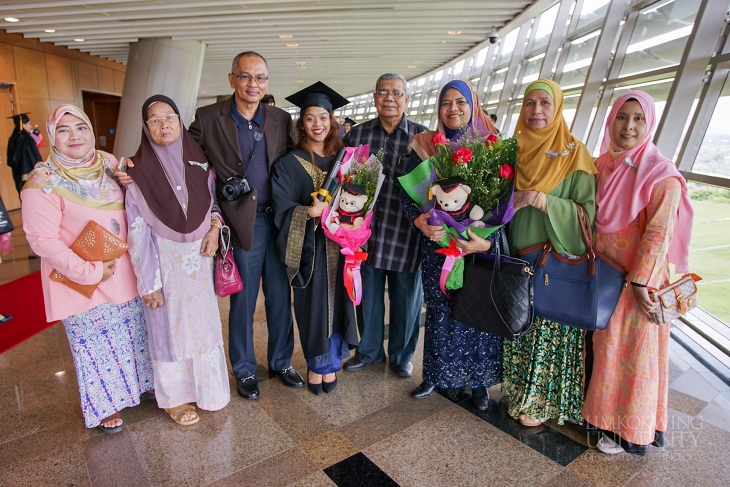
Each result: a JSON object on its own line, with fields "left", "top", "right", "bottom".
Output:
{"left": 517, "top": 203, "right": 626, "bottom": 331}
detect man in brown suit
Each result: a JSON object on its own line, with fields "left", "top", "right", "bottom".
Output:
{"left": 188, "top": 51, "right": 303, "bottom": 399}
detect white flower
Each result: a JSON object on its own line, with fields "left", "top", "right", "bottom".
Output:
{"left": 181, "top": 252, "right": 201, "bottom": 276}
{"left": 131, "top": 216, "right": 145, "bottom": 234}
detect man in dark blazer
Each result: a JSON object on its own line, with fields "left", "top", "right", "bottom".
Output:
{"left": 188, "top": 51, "right": 303, "bottom": 399}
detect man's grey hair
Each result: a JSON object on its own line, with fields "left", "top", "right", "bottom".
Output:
{"left": 375, "top": 73, "right": 408, "bottom": 93}
{"left": 231, "top": 51, "right": 268, "bottom": 71}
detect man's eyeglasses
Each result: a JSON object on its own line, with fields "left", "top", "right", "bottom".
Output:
{"left": 146, "top": 114, "right": 179, "bottom": 127}
{"left": 231, "top": 72, "right": 269, "bottom": 84}
{"left": 374, "top": 90, "right": 405, "bottom": 99}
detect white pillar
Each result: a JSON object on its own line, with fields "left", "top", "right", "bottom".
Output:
{"left": 114, "top": 38, "right": 205, "bottom": 157}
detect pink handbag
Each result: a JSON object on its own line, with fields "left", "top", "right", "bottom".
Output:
{"left": 214, "top": 226, "right": 243, "bottom": 297}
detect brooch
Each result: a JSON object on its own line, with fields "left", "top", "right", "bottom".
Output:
{"left": 546, "top": 141, "right": 576, "bottom": 158}
{"left": 187, "top": 160, "right": 209, "bottom": 171}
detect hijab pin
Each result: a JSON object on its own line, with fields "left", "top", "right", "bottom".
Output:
{"left": 187, "top": 160, "right": 209, "bottom": 171}
{"left": 546, "top": 142, "right": 576, "bottom": 158}
{"left": 623, "top": 157, "right": 638, "bottom": 173}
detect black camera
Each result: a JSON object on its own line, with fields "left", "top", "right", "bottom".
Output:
{"left": 222, "top": 175, "right": 252, "bottom": 201}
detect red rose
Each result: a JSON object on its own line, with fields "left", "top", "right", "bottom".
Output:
{"left": 432, "top": 132, "right": 447, "bottom": 145}
{"left": 486, "top": 133, "right": 498, "bottom": 146}
{"left": 453, "top": 148, "right": 473, "bottom": 164}
{"left": 499, "top": 163, "right": 515, "bottom": 180}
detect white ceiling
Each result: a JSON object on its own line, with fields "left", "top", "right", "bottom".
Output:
{"left": 0, "top": 0, "right": 534, "bottom": 105}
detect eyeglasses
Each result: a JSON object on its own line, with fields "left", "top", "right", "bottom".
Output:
{"left": 145, "top": 114, "right": 179, "bottom": 127}
{"left": 231, "top": 72, "right": 269, "bottom": 84}
{"left": 374, "top": 89, "right": 405, "bottom": 99}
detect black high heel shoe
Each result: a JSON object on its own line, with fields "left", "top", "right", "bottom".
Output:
{"left": 307, "top": 370, "right": 323, "bottom": 396}
{"left": 322, "top": 374, "right": 337, "bottom": 394}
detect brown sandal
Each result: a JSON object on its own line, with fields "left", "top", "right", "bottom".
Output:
{"left": 165, "top": 403, "right": 200, "bottom": 426}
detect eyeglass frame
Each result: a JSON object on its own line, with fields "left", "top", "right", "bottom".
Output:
{"left": 230, "top": 72, "right": 270, "bottom": 84}
{"left": 374, "top": 89, "right": 406, "bottom": 99}
{"left": 145, "top": 113, "right": 180, "bottom": 127}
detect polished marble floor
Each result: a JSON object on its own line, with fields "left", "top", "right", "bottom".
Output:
{"left": 2, "top": 209, "right": 730, "bottom": 487}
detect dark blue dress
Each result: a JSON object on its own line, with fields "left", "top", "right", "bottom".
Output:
{"left": 400, "top": 150, "right": 503, "bottom": 390}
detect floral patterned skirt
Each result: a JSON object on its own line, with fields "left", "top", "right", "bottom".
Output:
{"left": 502, "top": 317, "right": 584, "bottom": 425}
{"left": 62, "top": 297, "right": 154, "bottom": 428}
{"left": 152, "top": 345, "right": 230, "bottom": 411}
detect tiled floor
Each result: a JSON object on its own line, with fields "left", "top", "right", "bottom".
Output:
{"left": 2, "top": 209, "right": 730, "bottom": 487}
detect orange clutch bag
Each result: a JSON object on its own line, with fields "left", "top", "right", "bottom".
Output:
{"left": 50, "top": 220, "right": 130, "bottom": 298}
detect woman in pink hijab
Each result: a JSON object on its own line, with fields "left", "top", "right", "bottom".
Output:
{"left": 583, "top": 90, "right": 693, "bottom": 455}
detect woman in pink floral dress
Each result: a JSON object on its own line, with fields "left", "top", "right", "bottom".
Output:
{"left": 583, "top": 90, "right": 694, "bottom": 455}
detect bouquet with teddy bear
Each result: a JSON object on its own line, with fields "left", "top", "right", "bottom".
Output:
{"left": 399, "top": 122, "right": 518, "bottom": 293}
{"left": 322, "top": 144, "right": 384, "bottom": 304}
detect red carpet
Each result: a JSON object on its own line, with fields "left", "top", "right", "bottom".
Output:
{"left": 0, "top": 271, "right": 57, "bottom": 354}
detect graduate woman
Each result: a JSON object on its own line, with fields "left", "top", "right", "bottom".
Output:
{"left": 271, "top": 82, "right": 359, "bottom": 395}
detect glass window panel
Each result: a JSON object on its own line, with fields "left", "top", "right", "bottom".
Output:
{"left": 532, "top": 3, "right": 560, "bottom": 52}
{"left": 435, "top": 70, "right": 444, "bottom": 81}
{"left": 454, "top": 59, "right": 465, "bottom": 75}
{"left": 487, "top": 69, "right": 508, "bottom": 104}
{"left": 577, "top": 0, "right": 610, "bottom": 30}
{"left": 563, "top": 92, "right": 581, "bottom": 128}
{"left": 499, "top": 29, "right": 520, "bottom": 65}
{"left": 684, "top": 182, "right": 730, "bottom": 323}
{"left": 476, "top": 47, "right": 489, "bottom": 67}
{"left": 506, "top": 109, "right": 521, "bottom": 136}
{"left": 692, "top": 72, "right": 730, "bottom": 178}
{"left": 619, "top": 0, "right": 701, "bottom": 78}
{"left": 518, "top": 53, "right": 545, "bottom": 94}
{"left": 559, "top": 29, "right": 601, "bottom": 90}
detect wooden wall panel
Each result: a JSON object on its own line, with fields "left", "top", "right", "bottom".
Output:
{"left": 13, "top": 46, "right": 49, "bottom": 100}
{"left": 77, "top": 61, "right": 98, "bottom": 90}
{"left": 45, "top": 54, "right": 75, "bottom": 103}
{"left": 114, "top": 70, "right": 125, "bottom": 93}
{"left": 97, "top": 66, "right": 115, "bottom": 93}
{"left": 0, "top": 44, "right": 15, "bottom": 82}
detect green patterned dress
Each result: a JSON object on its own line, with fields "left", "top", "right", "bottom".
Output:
{"left": 503, "top": 170, "right": 596, "bottom": 425}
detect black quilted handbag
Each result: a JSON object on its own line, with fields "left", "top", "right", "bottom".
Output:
{"left": 451, "top": 228, "right": 535, "bottom": 340}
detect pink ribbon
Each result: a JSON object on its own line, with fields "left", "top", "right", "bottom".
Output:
{"left": 341, "top": 248, "right": 368, "bottom": 305}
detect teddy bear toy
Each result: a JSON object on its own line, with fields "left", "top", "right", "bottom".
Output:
{"left": 331, "top": 182, "right": 368, "bottom": 230}
{"left": 430, "top": 176, "right": 485, "bottom": 223}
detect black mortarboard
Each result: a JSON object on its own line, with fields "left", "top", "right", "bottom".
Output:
{"left": 286, "top": 81, "right": 349, "bottom": 112}
{"left": 7, "top": 112, "right": 30, "bottom": 127}
{"left": 343, "top": 182, "right": 366, "bottom": 196}
{"left": 432, "top": 176, "right": 467, "bottom": 192}
{"left": 343, "top": 117, "right": 356, "bottom": 126}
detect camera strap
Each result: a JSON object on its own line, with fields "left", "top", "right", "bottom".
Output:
{"left": 241, "top": 107, "right": 268, "bottom": 177}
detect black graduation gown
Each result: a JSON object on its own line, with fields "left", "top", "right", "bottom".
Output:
{"left": 271, "top": 148, "right": 359, "bottom": 360}
{"left": 7, "top": 130, "right": 42, "bottom": 193}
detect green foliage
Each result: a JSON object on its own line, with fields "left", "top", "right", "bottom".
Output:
{"left": 343, "top": 146, "right": 382, "bottom": 209}
{"left": 689, "top": 185, "right": 730, "bottom": 202}
{"left": 429, "top": 130, "right": 518, "bottom": 213}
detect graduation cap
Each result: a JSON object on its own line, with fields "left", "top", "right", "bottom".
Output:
{"left": 432, "top": 176, "right": 467, "bottom": 192}
{"left": 7, "top": 112, "right": 30, "bottom": 130}
{"left": 343, "top": 117, "right": 356, "bottom": 126}
{"left": 343, "top": 182, "right": 366, "bottom": 196}
{"left": 286, "top": 81, "right": 349, "bottom": 112}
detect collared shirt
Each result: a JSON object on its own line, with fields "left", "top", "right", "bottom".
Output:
{"left": 344, "top": 116, "right": 427, "bottom": 272}
{"left": 231, "top": 99, "right": 270, "bottom": 206}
